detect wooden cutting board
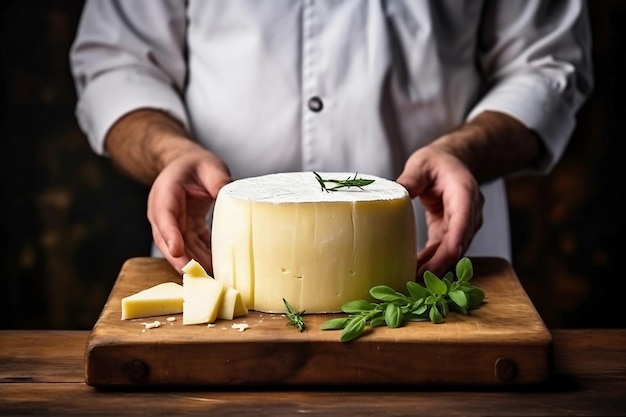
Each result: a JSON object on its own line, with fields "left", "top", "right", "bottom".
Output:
{"left": 84, "top": 257, "right": 552, "bottom": 388}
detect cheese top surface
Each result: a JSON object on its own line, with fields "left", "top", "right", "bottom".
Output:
{"left": 218, "top": 172, "right": 408, "bottom": 203}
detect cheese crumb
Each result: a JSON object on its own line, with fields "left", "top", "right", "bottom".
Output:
{"left": 231, "top": 323, "right": 249, "bottom": 332}
{"left": 166, "top": 317, "right": 176, "bottom": 322}
{"left": 141, "top": 320, "right": 161, "bottom": 330}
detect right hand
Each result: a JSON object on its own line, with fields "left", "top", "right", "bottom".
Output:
{"left": 147, "top": 149, "right": 232, "bottom": 273}
{"left": 396, "top": 144, "right": 484, "bottom": 279}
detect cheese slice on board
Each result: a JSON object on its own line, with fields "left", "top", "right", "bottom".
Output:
{"left": 182, "top": 273, "right": 226, "bottom": 325}
{"left": 217, "top": 286, "right": 249, "bottom": 320}
{"left": 121, "top": 282, "right": 183, "bottom": 320}
{"left": 211, "top": 172, "right": 417, "bottom": 313}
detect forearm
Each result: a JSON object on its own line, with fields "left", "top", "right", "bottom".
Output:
{"left": 430, "top": 111, "right": 544, "bottom": 183}
{"left": 105, "top": 109, "right": 203, "bottom": 185}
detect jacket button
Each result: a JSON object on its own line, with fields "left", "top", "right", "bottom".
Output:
{"left": 307, "top": 96, "right": 324, "bottom": 112}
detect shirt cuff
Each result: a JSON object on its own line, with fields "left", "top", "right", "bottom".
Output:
{"left": 467, "top": 73, "right": 576, "bottom": 174}
{"left": 75, "top": 69, "right": 189, "bottom": 155}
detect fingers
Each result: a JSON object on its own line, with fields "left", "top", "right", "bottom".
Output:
{"left": 398, "top": 146, "right": 484, "bottom": 279}
{"left": 182, "top": 228, "right": 214, "bottom": 275}
{"left": 416, "top": 185, "right": 483, "bottom": 277}
{"left": 153, "top": 228, "right": 213, "bottom": 274}
{"left": 415, "top": 242, "right": 440, "bottom": 278}
{"left": 196, "top": 153, "right": 232, "bottom": 197}
{"left": 147, "top": 150, "right": 231, "bottom": 273}
{"left": 396, "top": 158, "right": 430, "bottom": 199}
{"left": 419, "top": 187, "right": 483, "bottom": 275}
{"left": 153, "top": 228, "right": 189, "bottom": 272}
{"left": 148, "top": 185, "right": 188, "bottom": 271}
{"left": 417, "top": 241, "right": 461, "bottom": 279}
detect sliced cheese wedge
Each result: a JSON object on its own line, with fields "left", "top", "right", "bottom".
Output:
{"left": 182, "top": 273, "right": 226, "bottom": 325}
{"left": 218, "top": 286, "right": 249, "bottom": 320}
{"left": 181, "top": 258, "right": 210, "bottom": 277}
{"left": 121, "top": 282, "right": 183, "bottom": 320}
{"left": 211, "top": 172, "right": 417, "bottom": 313}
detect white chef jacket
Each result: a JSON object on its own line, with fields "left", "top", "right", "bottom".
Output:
{"left": 70, "top": 0, "right": 593, "bottom": 261}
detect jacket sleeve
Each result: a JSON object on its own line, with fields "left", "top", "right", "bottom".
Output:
{"left": 468, "top": 0, "right": 594, "bottom": 174}
{"left": 69, "top": 0, "right": 188, "bottom": 155}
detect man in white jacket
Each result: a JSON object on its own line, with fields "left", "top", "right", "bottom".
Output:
{"left": 70, "top": 0, "right": 593, "bottom": 277}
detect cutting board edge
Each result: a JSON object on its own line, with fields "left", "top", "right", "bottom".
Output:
{"left": 84, "top": 335, "right": 553, "bottom": 388}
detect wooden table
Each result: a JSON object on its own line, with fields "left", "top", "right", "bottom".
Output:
{"left": 1, "top": 330, "right": 625, "bottom": 416}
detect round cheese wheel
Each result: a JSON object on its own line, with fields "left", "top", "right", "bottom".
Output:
{"left": 211, "top": 172, "right": 417, "bottom": 313}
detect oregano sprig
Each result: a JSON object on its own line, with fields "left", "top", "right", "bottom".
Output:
{"left": 321, "top": 257, "right": 485, "bottom": 342}
{"left": 313, "top": 171, "right": 375, "bottom": 192}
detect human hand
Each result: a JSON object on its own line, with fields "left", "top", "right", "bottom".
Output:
{"left": 147, "top": 149, "right": 232, "bottom": 273}
{"left": 396, "top": 145, "right": 484, "bottom": 279}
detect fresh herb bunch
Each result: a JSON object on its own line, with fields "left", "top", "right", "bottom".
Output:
{"left": 283, "top": 298, "right": 306, "bottom": 332}
{"left": 321, "top": 257, "right": 485, "bottom": 342}
{"left": 313, "top": 171, "right": 375, "bottom": 192}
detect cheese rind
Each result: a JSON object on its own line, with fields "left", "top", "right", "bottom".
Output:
{"left": 121, "top": 282, "right": 183, "bottom": 320}
{"left": 212, "top": 172, "right": 417, "bottom": 313}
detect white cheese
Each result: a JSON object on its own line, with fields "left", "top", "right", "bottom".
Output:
{"left": 181, "top": 258, "right": 210, "bottom": 277}
{"left": 121, "top": 282, "right": 183, "bottom": 320}
{"left": 212, "top": 172, "right": 417, "bottom": 313}
{"left": 217, "top": 286, "right": 249, "bottom": 320}
{"left": 231, "top": 322, "right": 249, "bottom": 332}
{"left": 141, "top": 320, "right": 161, "bottom": 329}
{"left": 182, "top": 273, "right": 226, "bottom": 325}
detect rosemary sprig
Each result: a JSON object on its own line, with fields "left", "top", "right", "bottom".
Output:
{"left": 283, "top": 298, "right": 306, "bottom": 332}
{"left": 313, "top": 171, "right": 375, "bottom": 192}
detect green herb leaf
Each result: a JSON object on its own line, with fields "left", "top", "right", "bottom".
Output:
{"left": 448, "top": 289, "right": 468, "bottom": 309}
{"left": 384, "top": 303, "right": 402, "bottom": 328}
{"left": 370, "top": 316, "right": 387, "bottom": 327}
{"left": 443, "top": 271, "right": 454, "bottom": 291}
{"left": 456, "top": 257, "right": 473, "bottom": 282}
{"left": 410, "top": 297, "right": 425, "bottom": 310}
{"left": 342, "top": 299, "right": 375, "bottom": 313}
{"left": 424, "top": 271, "right": 448, "bottom": 295}
{"left": 429, "top": 304, "right": 442, "bottom": 324}
{"left": 340, "top": 317, "right": 367, "bottom": 342}
{"left": 425, "top": 295, "right": 437, "bottom": 305}
{"left": 439, "top": 298, "right": 449, "bottom": 317}
{"left": 412, "top": 303, "right": 428, "bottom": 315}
{"left": 450, "top": 303, "right": 468, "bottom": 316}
{"left": 406, "top": 281, "right": 429, "bottom": 300}
{"left": 321, "top": 317, "right": 352, "bottom": 330}
{"left": 465, "top": 287, "right": 485, "bottom": 308}
{"left": 369, "top": 285, "right": 406, "bottom": 303}
{"left": 403, "top": 313, "right": 429, "bottom": 322}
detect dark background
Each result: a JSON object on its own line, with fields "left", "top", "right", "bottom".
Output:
{"left": 1, "top": 1, "right": 624, "bottom": 330}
